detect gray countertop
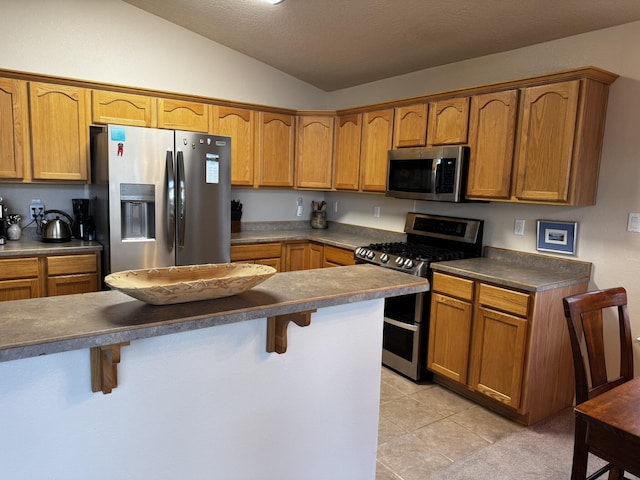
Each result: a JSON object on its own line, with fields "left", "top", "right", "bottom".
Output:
{"left": 0, "top": 237, "right": 102, "bottom": 256}
{"left": 431, "top": 247, "right": 592, "bottom": 292}
{"left": 0, "top": 264, "right": 428, "bottom": 363}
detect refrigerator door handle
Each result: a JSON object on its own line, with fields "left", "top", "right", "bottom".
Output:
{"left": 166, "top": 151, "right": 176, "bottom": 248}
{"left": 177, "top": 150, "right": 186, "bottom": 248}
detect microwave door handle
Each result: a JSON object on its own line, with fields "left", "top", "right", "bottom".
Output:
{"left": 434, "top": 159, "right": 442, "bottom": 194}
{"left": 177, "top": 150, "right": 186, "bottom": 248}
{"left": 165, "top": 151, "right": 175, "bottom": 248}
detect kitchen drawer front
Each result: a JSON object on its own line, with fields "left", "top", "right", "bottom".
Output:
{"left": 432, "top": 272, "right": 474, "bottom": 301}
{"left": 47, "top": 254, "right": 98, "bottom": 276}
{"left": 231, "top": 242, "right": 282, "bottom": 262}
{"left": 0, "top": 257, "right": 40, "bottom": 280}
{"left": 323, "top": 245, "right": 355, "bottom": 266}
{"left": 479, "top": 283, "right": 529, "bottom": 317}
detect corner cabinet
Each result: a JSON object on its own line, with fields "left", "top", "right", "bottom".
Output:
{"left": 257, "top": 112, "right": 295, "bottom": 187}
{"left": 0, "top": 78, "right": 28, "bottom": 180}
{"left": 428, "top": 270, "right": 587, "bottom": 425}
{"left": 360, "top": 109, "right": 394, "bottom": 192}
{"left": 295, "top": 114, "right": 335, "bottom": 189}
{"left": 29, "top": 82, "right": 91, "bottom": 182}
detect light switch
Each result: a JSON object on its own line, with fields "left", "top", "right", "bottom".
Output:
{"left": 627, "top": 213, "right": 640, "bottom": 232}
{"left": 514, "top": 219, "right": 525, "bottom": 236}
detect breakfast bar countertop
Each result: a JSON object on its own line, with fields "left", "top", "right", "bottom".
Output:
{"left": 0, "top": 263, "right": 428, "bottom": 363}
{"left": 431, "top": 246, "right": 592, "bottom": 292}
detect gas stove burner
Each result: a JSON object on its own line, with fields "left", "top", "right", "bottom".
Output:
{"left": 354, "top": 213, "right": 484, "bottom": 277}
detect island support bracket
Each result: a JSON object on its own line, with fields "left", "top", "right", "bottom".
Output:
{"left": 267, "top": 310, "right": 315, "bottom": 354}
{"left": 90, "top": 342, "right": 130, "bottom": 394}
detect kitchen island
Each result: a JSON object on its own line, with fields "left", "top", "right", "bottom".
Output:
{"left": 0, "top": 264, "right": 427, "bottom": 480}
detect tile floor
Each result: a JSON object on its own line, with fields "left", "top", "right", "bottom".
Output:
{"left": 376, "top": 367, "right": 525, "bottom": 480}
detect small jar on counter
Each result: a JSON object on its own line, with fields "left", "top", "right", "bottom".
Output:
{"left": 311, "top": 210, "right": 327, "bottom": 229}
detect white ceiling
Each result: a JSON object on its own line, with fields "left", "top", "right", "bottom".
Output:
{"left": 122, "top": 0, "right": 640, "bottom": 92}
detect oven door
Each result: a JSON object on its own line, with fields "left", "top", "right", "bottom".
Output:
{"left": 382, "top": 292, "right": 426, "bottom": 380}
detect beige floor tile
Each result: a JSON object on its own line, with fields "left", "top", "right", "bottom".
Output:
{"left": 378, "top": 414, "right": 408, "bottom": 446}
{"left": 377, "top": 431, "right": 452, "bottom": 480}
{"left": 447, "top": 404, "right": 524, "bottom": 443}
{"left": 409, "top": 385, "right": 476, "bottom": 417}
{"left": 379, "top": 380, "right": 407, "bottom": 404}
{"left": 381, "top": 367, "right": 433, "bottom": 395}
{"left": 379, "top": 396, "right": 445, "bottom": 432}
{"left": 412, "top": 418, "right": 492, "bottom": 461}
{"left": 375, "top": 461, "right": 401, "bottom": 480}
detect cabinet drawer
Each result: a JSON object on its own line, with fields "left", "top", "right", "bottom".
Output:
{"left": 231, "top": 243, "right": 281, "bottom": 262}
{"left": 0, "top": 257, "right": 39, "bottom": 280}
{"left": 479, "top": 283, "right": 529, "bottom": 317}
{"left": 323, "top": 245, "right": 355, "bottom": 266}
{"left": 47, "top": 254, "right": 98, "bottom": 276}
{"left": 432, "top": 272, "right": 474, "bottom": 301}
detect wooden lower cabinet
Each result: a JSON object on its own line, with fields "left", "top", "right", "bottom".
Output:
{"left": 231, "top": 242, "right": 282, "bottom": 272}
{"left": 0, "top": 252, "right": 100, "bottom": 301}
{"left": 428, "top": 271, "right": 586, "bottom": 425}
{"left": 309, "top": 243, "right": 324, "bottom": 269}
{"left": 323, "top": 245, "right": 356, "bottom": 267}
{"left": 282, "top": 241, "right": 309, "bottom": 271}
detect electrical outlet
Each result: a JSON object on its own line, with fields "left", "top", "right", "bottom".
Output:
{"left": 29, "top": 199, "right": 45, "bottom": 220}
{"left": 514, "top": 219, "right": 525, "bottom": 235}
{"left": 627, "top": 213, "right": 640, "bottom": 232}
{"left": 333, "top": 201, "right": 338, "bottom": 213}
{"left": 374, "top": 206, "right": 381, "bottom": 218}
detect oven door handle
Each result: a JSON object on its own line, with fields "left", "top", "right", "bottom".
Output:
{"left": 384, "top": 317, "right": 419, "bottom": 332}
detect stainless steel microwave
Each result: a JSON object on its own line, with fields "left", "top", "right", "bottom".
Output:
{"left": 386, "top": 146, "right": 469, "bottom": 202}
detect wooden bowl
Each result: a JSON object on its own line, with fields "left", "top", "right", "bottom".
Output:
{"left": 104, "top": 263, "right": 276, "bottom": 305}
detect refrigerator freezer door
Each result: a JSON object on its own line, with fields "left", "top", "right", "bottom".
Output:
{"left": 175, "top": 131, "right": 231, "bottom": 266}
{"left": 107, "top": 125, "right": 175, "bottom": 273}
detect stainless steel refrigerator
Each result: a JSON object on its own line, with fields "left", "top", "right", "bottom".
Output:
{"left": 90, "top": 125, "right": 231, "bottom": 276}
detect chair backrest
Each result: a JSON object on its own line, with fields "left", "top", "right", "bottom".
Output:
{"left": 563, "top": 287, "right": 634, "bottom": 405}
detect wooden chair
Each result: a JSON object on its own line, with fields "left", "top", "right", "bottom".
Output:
{"left": 563, "top": 287, "right": 635, "bottom": 480}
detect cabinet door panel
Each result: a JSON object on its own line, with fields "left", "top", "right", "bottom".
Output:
{"left": 213, "top": 106, "right": 255, "bottom": 186}
{"left": 296, "top": 115, "right": 334, "bottom": 189}
{"left": 0, "top": 279, "right": 40, "bottom": 301}
{"left": 157, "top": 98, "right": 210, "bottom": 132}
{"left": 515, "top": 81, "right": 579, "bottom": 202}
{"left": 360, "top": 109, "right": 393, "bottom": 192}
{"left": 323, "top": 245, "right": 355, "bottom": 266}
{"left": 393, "top": 103, "right": 427, "bottom": 148}
{"left": 92, "top": 90, "right": 156, "bottom": 127}
{"left": 471, "top": 307, "right": 528, "bottom": 409}
{"left": 257, "top": 112, "right": 295, "bottom": 187}
{"left": 427, "top": 292, "right": 473, "bottom": 383}
{"left": 29, "top": 82, "right": 90, "bottom": 181}
{"left": 334, "top": 114, "right": 362, "bottom": 191}
{"left": 0, "top": 78, "right": 28, "bottom": 179}
{"left": 427, "top": 97, "right": 469, "bottom": 145}
{"left": 467, "top": 90, "right": 518, "bottom": 199}
{"left": 48, "top": 274, "right": 97, "bottom": 296}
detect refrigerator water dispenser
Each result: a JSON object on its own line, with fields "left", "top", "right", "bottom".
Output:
{"left": 120, "top": 183, "right": 155, "bottom": 240}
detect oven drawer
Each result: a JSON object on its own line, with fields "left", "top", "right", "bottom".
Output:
{"left": 432, "top": 272, "right": 474, "bottom": 301}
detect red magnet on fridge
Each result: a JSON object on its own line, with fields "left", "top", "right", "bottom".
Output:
{"left": 117, "top": 143, "right": 124, "bottom": 156}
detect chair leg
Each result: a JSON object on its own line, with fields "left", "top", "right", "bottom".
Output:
{"left": 572, "top": 417, "right": 589, "bottom": 480}
{"left": 607, "top": 466, "right": 623, "bottom": 480}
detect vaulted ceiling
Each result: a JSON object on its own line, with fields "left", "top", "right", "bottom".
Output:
{"left": 123, "top": 0, "right": 640, "bottom": 91}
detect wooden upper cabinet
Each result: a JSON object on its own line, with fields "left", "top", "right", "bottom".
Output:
{"left": 427, "top": 97, "right": 469, "bottom": 145}
{"left": 29, "top": 82, "right": 90, "bottom": 182}
{"left": 257, "top": 111, "right": 295, "bottom": 187}
{"left": 91, "top": 90, "right": 157, "bottom": 127}
{"left": 333, "top": 113, "right": 362, "bottom": 191}
{"left": 157, "top": 98, "right": 210, "bottom": 132}
{"left": 514, "top": 80, "right": 588, "bottom": 204}
{"left": 212, "top": 106, "right": 255, "bottom": 186}
{"left": 296, "top": 115, "right": 334, "bottom": 189}
{"left": 393, "top": 103, "right": 428, "bottom": 148}
{"left": 466, "top": 90, "right": 519, "bottom": 200}
{"left": 360, "top": 109, "right": 394, "bottom": 192}
{"left": 0, "top": 78, "right": 28, "bottom": 180}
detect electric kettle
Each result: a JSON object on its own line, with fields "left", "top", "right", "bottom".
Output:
{"left": 41, "top": 210, "right": 73, "bottom": 243}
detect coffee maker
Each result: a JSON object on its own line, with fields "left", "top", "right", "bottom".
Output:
{"left": 72, "top": 198, "right": 94, "bottom": 240}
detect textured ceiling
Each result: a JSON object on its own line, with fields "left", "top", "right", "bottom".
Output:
{"left": 122, "top": 0, "right": 640, "bottom": 91}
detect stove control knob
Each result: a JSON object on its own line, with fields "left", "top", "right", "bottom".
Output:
{"left": 403, "top": 259, "right": 414, "bottom": 269}
{"left": 380, "top": 253, "right": 389, "bottom": 263}
{"left": 366, "top": 250, "right": 375, "bottom": 260}
{"left": 354, "top": 247, "right": 362, "bottom": 257}
{"left": 395, "top": 257, "right": 404, "bottom": 266}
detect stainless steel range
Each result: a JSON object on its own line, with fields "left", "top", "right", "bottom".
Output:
{"left": 355, "top": 212, "right": 483, "bottom": 381}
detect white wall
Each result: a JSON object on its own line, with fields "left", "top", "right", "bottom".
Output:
{"left": 0, "top": 301, "right": 384, "bottom": 480}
